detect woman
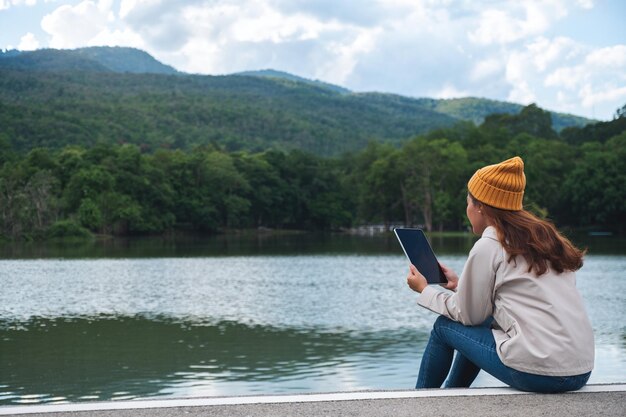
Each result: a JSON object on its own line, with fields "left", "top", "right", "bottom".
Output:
{"left": 406, "top": 156, "right": 594, "bottom": 393}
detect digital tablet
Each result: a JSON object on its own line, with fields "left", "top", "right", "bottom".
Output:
{"left": 394, "top": 228, "right": 447, "bottom": 285}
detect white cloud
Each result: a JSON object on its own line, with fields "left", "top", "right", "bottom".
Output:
{"left": 468, "top": 1, "right": 567, "bottom": 46}
{"left": 117, "top": 0, "right": 384, "bottom": 79}
{"left": 526, "top": 36, "right": 582, "bottom": 72}
{"left": 542, "top": 44, "right": 626, "bottom": 114}
{"left": 544, "top": 66, "right": 584, "bottom": 90}
{"left": 545, "top": 45, "right": 626, "bottom": 91}
{"left": 0, "top": 0, "right": 37, "bottom": 11}
{"left": 505, "top": 51, "right": 527, "bottom": 87}
{"left": 89, "top": 28, "right": 145, "bottom": 48}
{"left": 226, "top": 5, "right": 337, "bottom": 44}
{"left": 432, "top": 83, "right": 470, "bottom": 99}
{"left": 337, "top": 0, "right": 469, "bottom": 95}
{"left": 119, "top": 0, "right": 153, "bottom": 20}
{"left": 469, "top": 9, "right": 513, "bottom": 45}
{"left": 503, "top": 36, "right": 580, "bottom": 105}
{"left": 487, "top": 29, "right": 626, "bottom": 118}
{"left": 580, "top": 84, "right": 626, "bottom": 109}
{"left": 585, "top": 45, "right": 626, "bottom": 68}
{"left": 316, "top": 27, "right": 381, "bottom": 86}
{"left": 470, "top": 58, "right": 502, "bottom": 81}
{"left": 507, "top": 80, "right": 536, "bottom": 105}
{"left": 41, "top": 0, "right": 142, "bottom": 49}
{"left": 17, "top": 32, "right": 39, "bottom": 50}
{"left": 504, "top": 45, "right": 539, "bottom": 104}
{"left": 41, "top": 1, "right": 110, "bottom": 48}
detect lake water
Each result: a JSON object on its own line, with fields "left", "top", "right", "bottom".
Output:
{"left": 0, "top": 233, "right": 624, "bottom": 405}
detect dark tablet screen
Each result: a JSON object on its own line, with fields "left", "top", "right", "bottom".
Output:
{"left": 394, "top": 228, "right": 447, "bottom": 285}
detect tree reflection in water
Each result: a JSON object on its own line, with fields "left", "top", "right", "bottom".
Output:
{"left": 0, "top": 315, "right": 428, "bottom": 404}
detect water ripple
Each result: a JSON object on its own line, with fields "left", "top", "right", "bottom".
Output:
{"left": 0, "top": 254, "right": 624, "bottom": 404}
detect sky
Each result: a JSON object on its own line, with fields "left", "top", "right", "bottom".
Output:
{"left": 1, "top": 0, "right": 625, "bottom": 121}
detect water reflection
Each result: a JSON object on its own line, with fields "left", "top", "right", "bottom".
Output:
{"left": 1, "top": 231, "right": 624, "bottom": 260}
{"left": 0, "top": 232, "right": 480, "bottom": 259}
{"left": 0, "top": 316, "right": 428, "bottom": 404}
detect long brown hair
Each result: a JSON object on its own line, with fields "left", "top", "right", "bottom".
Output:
{"left": 470, "top": 194, "right": 585, "bottom": 275}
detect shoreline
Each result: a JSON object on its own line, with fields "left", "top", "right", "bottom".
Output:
{"left": 3, "top": 224, "right": 623, "bottom": 244}
{"left": 1, "top": 384, "right": 624, "bottom": 416}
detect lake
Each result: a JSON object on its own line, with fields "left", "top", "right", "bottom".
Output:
{"left": 0, "top": 232, "right": 624, "bottom": 405}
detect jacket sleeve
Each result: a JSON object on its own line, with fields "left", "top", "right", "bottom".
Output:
{"left": 417, "top": 237, "right": 501, "bottom": 325}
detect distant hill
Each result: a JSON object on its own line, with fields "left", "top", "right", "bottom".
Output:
{"left": 234, "top": 72, "right": 592, "bottom": 131}
{"left": 0, "top": 47, "right": 596, "bottom": 156}
{"left": 0, "top": 46, "right": 178, "bottom": 74}
{"left": 417, "top": 97, "right": 591, "bottom": 133}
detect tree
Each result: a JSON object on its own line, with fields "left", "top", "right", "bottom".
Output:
{"left": 63, "top": 166, "right": 115, "bottom": 212}
{"left": 97, "top": 191, "right": 142, "bottom": 235}
{"left": 481, "top": 104, "right": 558, "bottom": 140}
{"left": 0, "top": 172, "right": 27, "bottom": 238}
{"left": 198, "top": 151, "right": 251, "bottom": 229}
{"left": 0, "top": 134, "right": 15, "bottom": 165}
{"left": 397, "top": 137, "right": 467, "bottom": 232}
{"left": 505, "top": 133, "right": 575, "bottom": 219}
{"left": 233, "top": 152, "right": 283, "bottom": 228}
{"left": 0, "top": 167, "right": 58, "bottom": 239}
{"left": 365, "top": 153, "right": 401, "bottom": 225}
{"left": 562, "top": 133, "right": 626, "bottom": 231}
{"left": 24, "top": 170, "right": 59, "bottom": 232}
{"left": 55, "top": 147, "right": 86, "bottom": 188}
{"left": 78, "top": 198, "right": 102, "bottom": 231}
{"left": 346, "top": 141, "right": 401, "bottom": 226}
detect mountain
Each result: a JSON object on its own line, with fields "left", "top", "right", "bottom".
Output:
{"left": 0, "top": 47, "right": 596, "bottom": 156}
{"left": 0, "top": 46, "right": 178, "bottom": 74}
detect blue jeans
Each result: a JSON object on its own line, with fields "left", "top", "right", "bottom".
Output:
{"left": 416, "top": 316, "right": 591, "bottom": 393}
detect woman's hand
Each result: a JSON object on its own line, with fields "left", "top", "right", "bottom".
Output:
{"left": 439, "top": 263, "right": 459, "bottom": 291}
{"left": 407, "top": 264, "right": 428, "bottom": 293}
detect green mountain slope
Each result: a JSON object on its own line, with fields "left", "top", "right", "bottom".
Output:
{"left": 0, "top": 46, "right": 177, "bottom": 74}
{"left": 0, "top": 47, "right": 595, "bottom": 156}
{"left": 0, "top": 69, "right": 460, "bottom": 155}
{"left": 236, "top": 69, "right": 351, "bottom": 94}
{"left": 417, "top": 97, "right": 591, "bottom": 133}
{"left": 0, "top": 49, "right": 111, "bottom": 72}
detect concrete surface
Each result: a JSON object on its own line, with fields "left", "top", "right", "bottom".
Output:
{"left": 0, "top": 384, "right": 624, "bottom": 417}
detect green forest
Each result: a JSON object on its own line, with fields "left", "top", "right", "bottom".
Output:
{"left": 1, "top": 103, "right": 625, "bottom": 240}
{"left": 0, "top": 48, "right": 624, "bottom": 240}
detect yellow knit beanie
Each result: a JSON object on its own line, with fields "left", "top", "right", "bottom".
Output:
{"left": 467, "top": 156, "right": 526, "bottom": 211}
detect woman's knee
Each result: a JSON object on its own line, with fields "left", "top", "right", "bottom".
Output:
{"left": 431, "top": 315, "right": 453, "bottom": 340}
{"left": 433, "top": 315, "right": 453, "bottom": 329}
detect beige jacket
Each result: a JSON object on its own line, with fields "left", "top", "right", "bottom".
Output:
{"left": 417, "top": 226, "right": 594, "bottom": 376}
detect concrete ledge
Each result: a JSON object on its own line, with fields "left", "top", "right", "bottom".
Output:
{"left": 1, "top": 384, "right": 624, "bottom": 416}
